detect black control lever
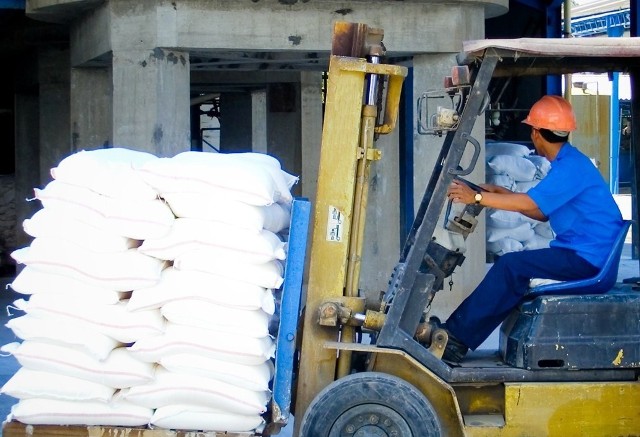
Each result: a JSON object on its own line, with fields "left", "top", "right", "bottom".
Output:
{"left": 453, "top": 176, "right": 487, "bottom": 194}
{"left": 444, "top": 176, "right": 487, "bottom": 237}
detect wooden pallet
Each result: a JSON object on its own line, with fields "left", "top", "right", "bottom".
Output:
{"left": 3, "top": 421, "right": 254, "bottom": 436}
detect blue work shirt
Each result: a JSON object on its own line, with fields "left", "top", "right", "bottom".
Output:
{"left": 527, "top": 143, "right": 623, "bottom": 268}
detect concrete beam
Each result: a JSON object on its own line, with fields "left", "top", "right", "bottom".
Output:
{"left": 26, "top": 0, "right": 103, "bottom": 23}
{"left": 69, "top": 2, "right": 110, "bottom": 67}
{"left": 62, "top": 0, "right": 507, "bottom": 67}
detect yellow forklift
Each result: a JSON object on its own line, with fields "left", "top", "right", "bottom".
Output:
{"left": 292, "top": 22, "right": 640, "bottom": 436}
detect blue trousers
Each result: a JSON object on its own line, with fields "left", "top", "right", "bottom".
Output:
{"left": 445, "top": 247, "right": 599, "bottom": 350}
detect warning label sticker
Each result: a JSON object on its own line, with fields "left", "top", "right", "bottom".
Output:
{"left": 326, "top": 206, "right": 344, "bottom": 242}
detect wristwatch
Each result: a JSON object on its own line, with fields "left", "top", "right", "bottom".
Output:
{"left": 474, "top": 192, "right": 483, "bottom": 204}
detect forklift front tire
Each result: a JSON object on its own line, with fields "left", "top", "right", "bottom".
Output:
{"left": 299, "top": 371, "right": 442, "bottom": 437}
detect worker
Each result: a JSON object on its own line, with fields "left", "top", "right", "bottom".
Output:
{"left": 440, "top": 94, "right": 625, "bottom": 364}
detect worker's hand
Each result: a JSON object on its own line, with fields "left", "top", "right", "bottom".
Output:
{"left": 447, "top": 179, "right": 476, "bottom": 204}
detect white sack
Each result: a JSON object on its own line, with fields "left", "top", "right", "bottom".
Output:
{"left": 50, "top": 148, "right": 159, "bottom": 200}
{"left": 485, "top": 142, "right": 532, "bottom": 159}
{"left": 120, "top": 367, "right": 269, "bottom": 415}
{"left": 230, "top": 151, "right": 298, "bottom": 196}
{"left": 10, "top": 398, "right": 153, "bottom": 426}
{"left": 138, "top": 218, "right": 286, "bottom": 263}
{"left": 23, "top": 208, "right": 140, "bottom": 253}
{"left": 127, "top": 323, "right": 275, "bottom": 365}
{"left": 6, "top": 314, "right": 122, "bottom": 361}
{"left": 174, "top": 251, "right": 284, "bottom": 289}
{"left": 162, "top": 192, "right": 290, "bottom": 233}
{"left": 2, "top": 342, "right": 155, "bottom": 389}
{"left": 151, "top": 404, "right": 265, "bottom": 432}
{"left": 9, "top": 266, "right": 127, "bottom": 304}
{"left": 486, "top": 209, "right": 537, "bottom": 229}
{"left": 126, "top": 267, "right": 275, "bottom": 314}
{"left": 14, "top": 295, "right": 165, "bottom": 344}
{"left": 486, "top": 174, "right": 516, "bottom": 191}
{"left": 136, "top": 152, "right": 284, "bottom": 206}
{"left": 1, "top": 368, "right": 115, "bottom": 402}
{"left": 523, "top": 234, "right": 553, "bottom": 251}
{"left": 34, "top": 180, "right": 174, "bottom": 240}
{"left": 487, "top": 155, "right": 537, "bottom": 182}
{"left": 534, "top": 221, "right": 555, "bottom": 239}
{"left": 486, "top": 222, "right": 535, "bottom": 244}
{"left": 526, "top": 155, "right": 551, "bottom": 179}
{"left": 11, "top": 238, "right": 167, "bottom": 291}
{"left": 160, "top": 354, "right": 273, "bottom": 391}
{"left": 486, "top": 238, "right": 524, "bottom": 256}
{"left": 514, "top": 179, "right": 540, "bottom": 193}
{"left": 161, "top": 299, "right": 270, "bottom": 338}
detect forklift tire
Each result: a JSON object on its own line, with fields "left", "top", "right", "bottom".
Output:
{"left": 299, "top": 371, "right": 442, "bottom": 437}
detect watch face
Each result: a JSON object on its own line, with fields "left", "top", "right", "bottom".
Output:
{"left": 475, "top": 193, "right": 482, "bottom": 203}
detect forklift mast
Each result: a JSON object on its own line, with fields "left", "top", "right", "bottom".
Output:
{"left": 294, "top": 21, "right": 408, "bottom": 422}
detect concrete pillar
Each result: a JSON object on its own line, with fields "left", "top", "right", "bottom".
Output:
{"left": 14, "top": 93, "right": 40, "bottom": 250}
{"left": 413, "top": 53, "right": 487, "bottom": 320}
{"left": 112, "top": 49, "right": 190, "bottom": 156}
{"left": 300, "top": 71, "right": 323, "bottom": 201}
{"left": 38, "top": 47, "right": 71, "bottom": 182}
{"left": 267, "top": 82, "right": 301, "bottom": 184}
{"left": 219, "top": 92, "right": 252, "bottom": 152}
{"left": 70, "top": 67, "right": 112, "bottom": 151}
{"left": 252, "top": 89, "right": 268, "bottom": 154}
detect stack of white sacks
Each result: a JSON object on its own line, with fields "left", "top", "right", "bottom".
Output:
{"left": 2, "top": 148, "right": 296, "bottom": 432}
{"left": 485, "top": 141, "right": 555, "bottom": 257}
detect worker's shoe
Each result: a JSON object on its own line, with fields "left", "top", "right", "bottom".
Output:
{"left": 442, "top": 331, "right": 469, "bottom": 365}
{"left": 425, "top": 317, "right": 469, "bottom": 364}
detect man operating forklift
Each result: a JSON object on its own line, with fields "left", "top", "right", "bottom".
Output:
{"left": 441, "top": 94, "right": 625, "bottom": 364}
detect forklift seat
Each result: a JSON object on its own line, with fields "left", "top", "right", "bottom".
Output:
{"left": 527, "top": 220, "right": 631, "bottom": 298}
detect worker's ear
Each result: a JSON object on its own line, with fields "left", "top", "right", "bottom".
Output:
{"left": 531, "top": 128, "right": 539, "bottom": 140}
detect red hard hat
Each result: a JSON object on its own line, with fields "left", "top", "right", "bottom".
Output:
{"left": 522, "top": 95, "right": 577, "bottom": 133}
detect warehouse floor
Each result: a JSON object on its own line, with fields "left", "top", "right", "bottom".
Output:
{"left": 0, "top": 240, "right": 637, "bottom": 436}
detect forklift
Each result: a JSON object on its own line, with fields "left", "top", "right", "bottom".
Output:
{"left": 290, "top": 22, "right": 640, "bottom": 436}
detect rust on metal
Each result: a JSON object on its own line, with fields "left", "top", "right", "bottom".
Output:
{"left": 331, "top": 21, "right": 384, "bottom": 58}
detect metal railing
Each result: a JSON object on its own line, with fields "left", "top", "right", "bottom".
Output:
{"left": 568, "top": 9, "right": 630, "bottom": 37}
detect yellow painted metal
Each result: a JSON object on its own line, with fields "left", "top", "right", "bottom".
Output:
{"left": 376, "top": 71, "right": 405, "bottom": 134}
{"left": 465, "top": 381, "right": 640, "bottom": 437}
{"left": 294, "top": 55, "right": 366, "bottom": 423}
{"left": 293, "top": 53, "right": 407, "bottom": 427}
{"left": 338, "top": 105, "right": 378, "bottom": 378}
{"left": 345, "top": 105, "right": 378, "bottom": 301}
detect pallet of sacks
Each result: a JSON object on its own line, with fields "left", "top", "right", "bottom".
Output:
{"left": 2, "top": 147, "right": 297, "bottom": 434}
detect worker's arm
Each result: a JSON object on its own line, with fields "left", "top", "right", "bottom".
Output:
{"left": 448, "top": 180, "right": 548, "bottom": 222}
